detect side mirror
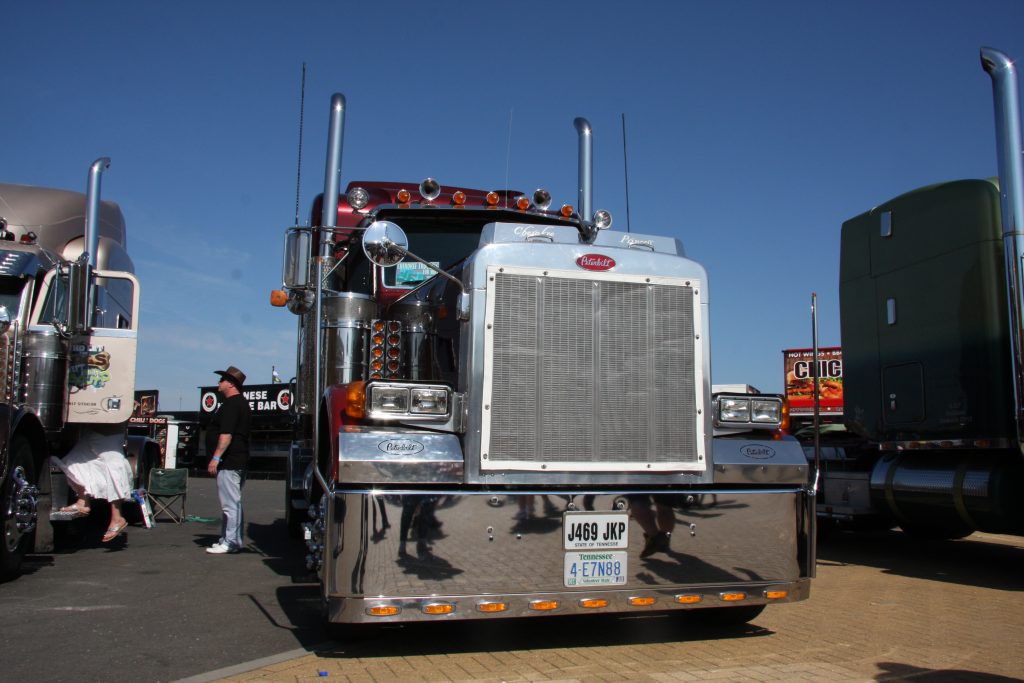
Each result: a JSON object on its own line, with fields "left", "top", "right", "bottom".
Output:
{"left": 361, "top": 221, "right": 409, "bottom": 267}
{"left": 0, "top": 305, "right": 10, "bottom": 334}
{"left": 282, "top": 227, "right": 313, "bottom": 289}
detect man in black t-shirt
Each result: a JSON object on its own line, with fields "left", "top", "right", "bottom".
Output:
{"left": 205, "top": 366, "right": 252, "bottom": 555}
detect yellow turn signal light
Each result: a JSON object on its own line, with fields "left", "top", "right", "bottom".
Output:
{"left": 345, "top": 381, "right": 366, "bottom": 420}
{"left": 629, "top": 596, "right": 656, "bottom": 607}
{"left": 675, "top": 594, "right": 703, "bottom": 604}
{"left": 396, "top": 188, "right": 412, "bottom": 204}
{"left": 422, "top": 603, "right": 454, "bottom": 615}
{"left": 477, "top": 602, "right": 508, "bottom": 613}
{"left": 721, "top": 592, "right": 747, "bottom": 602}
{"left": 579, "top": 598, "right": 608, "bottom": 609}
{"left": 366, "top": 605, "right": 400, "bottom": 617}
{"left": 270, "top": 290, "right": 288, "bottom": 307}
{"left": 529, "top": 600, "right": 559, "bottom": 611}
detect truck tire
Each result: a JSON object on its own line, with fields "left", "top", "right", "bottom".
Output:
{"left": 0, "top": 436, "right": 37, "bottom": 581}
{"left": 285, "top": 485, "right": 304, "bottom": 539}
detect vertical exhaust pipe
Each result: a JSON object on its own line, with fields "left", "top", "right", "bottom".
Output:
{"left": 69, "top": 157, "right": 110, "bottom": 332}
{"left": 320, "top": 94, "right": 347, "bottom": 232}
{"left": 84, "top": 157, "right": 110, "bottom": 269}
{"left": 313, "top": 95, "right": 346, "bottom": 484}
{"left": 574, "top": 118, "right": 593, "bottom": 225}
{"left": 982, "top": 48, "right": 1024, "bottom": 451}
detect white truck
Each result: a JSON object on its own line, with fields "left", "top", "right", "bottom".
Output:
{"left": 0, "top": 160, "right": 145, "bottom": 579}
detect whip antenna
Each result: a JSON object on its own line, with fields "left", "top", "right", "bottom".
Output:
{"left": 504, "top": 108, "right": 513, "bottom": 209}
{"left": 621, "top": 113, "right": 632, "bottom": 233}
{"left": 294, "top": 62, "right": 307, "bottom": 226}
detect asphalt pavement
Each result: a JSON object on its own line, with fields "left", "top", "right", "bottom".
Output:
{"left": 0, "top": 475, "right": 324, "bottom": 683}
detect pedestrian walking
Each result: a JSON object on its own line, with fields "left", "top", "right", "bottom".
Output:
{"left": 205, "top": 366, "right": 251, "bottom": 555}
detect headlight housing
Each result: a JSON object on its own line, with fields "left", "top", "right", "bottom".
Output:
{"left": 366, "top": 381, "right": 451, "bottom": 421}
{"left": 713, "top": 394, "right": 784, "bottom": 430}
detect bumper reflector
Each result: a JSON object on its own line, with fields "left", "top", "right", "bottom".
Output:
{"left": 629, "top": 597, "right": 656, "bottom": 607}
{"left": 366, "top": 605, "right": 400, "bottom": 617}
{"left": 422, "top": 603, "right": 455, "bottom": 615}
{"left": 675, "top": 594, "right": 703, "bottom": 604}
{"left": 477, "top": 602, "right": 507, "bottom": 613}
{"left": 721, "top": 592, "right": 747, "bottom": 602}
{"left": 579, "top": 598, "right": 608, "bottom": 609}
{"left": 529, "top": 600, "right": 559, "bottom": 611}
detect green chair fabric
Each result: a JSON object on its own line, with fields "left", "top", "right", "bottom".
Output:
{"left": 147, "top": 468, "right": 188, "bottom": 523}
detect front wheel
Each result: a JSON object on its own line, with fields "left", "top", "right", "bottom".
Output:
{"left": 0, "top": 436, "right": 38, "bottom": 581}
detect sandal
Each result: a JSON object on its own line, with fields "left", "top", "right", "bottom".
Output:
{"left": 102, "top": 521, "right": 128, "bottom": 542}
{"left": 58, "top": 504, "right": 90, "bottom": 518}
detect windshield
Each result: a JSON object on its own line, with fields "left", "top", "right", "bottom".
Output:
{"left": 383, "top": 224, "right": 483, "bottom": 288}
{"left": 0, "top": 277, "right": 26, "bottom": 320}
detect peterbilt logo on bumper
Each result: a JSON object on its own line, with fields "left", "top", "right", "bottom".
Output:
{"left": 739, "top": 444, "right": 776, "bottom": 459}
{"left": 576, "top": 254, "right": 615, "bottom": 271}
{"left": 377, "top": 439, "right": 425, "bottom": 455}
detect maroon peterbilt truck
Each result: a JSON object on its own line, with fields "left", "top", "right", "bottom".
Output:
{"left": 271, "top": 94, "right": 813, "bottom": 628}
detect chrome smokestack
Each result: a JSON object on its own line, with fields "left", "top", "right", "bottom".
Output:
{"left": 84, "top": 157, "right": 109, "bottom": 269}
{"left": 574, "top": 117, "right": 593, "bottom": 225}
{"left": 982, "top": 47, "right": 1024, "bottom": 451}
{"left": 320, "top": 93, "right": 347, "bottom": 233}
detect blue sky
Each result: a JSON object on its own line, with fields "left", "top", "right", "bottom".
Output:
{"left": 4, "top": 1, "right": 1024, "bottom": 411}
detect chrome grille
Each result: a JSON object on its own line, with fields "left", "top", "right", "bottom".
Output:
{"left": 483, "top": 267, "right": 703, "bottom": 472}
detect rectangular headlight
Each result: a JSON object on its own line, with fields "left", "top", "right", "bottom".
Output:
{"left": 370, "top": 386, "right": 409, "bottom": 413}
{"left": 719, "top": 397, "right": 750, "bottom": 422}
{"left": 751, "top": 398, "right": 782, "bottom": 423}
{"left": 410, "top": 388, "right": 448, "bottom": 415}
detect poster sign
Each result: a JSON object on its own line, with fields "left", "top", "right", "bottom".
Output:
{"left": 783, "top": 347, "right": 843, "bottom": 416}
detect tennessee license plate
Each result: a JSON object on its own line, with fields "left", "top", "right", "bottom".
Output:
{"left": 563, "top": 512, "right": 629, "bottom": 550}
{"left": 564, "top": 551, "right": 628, "bottom": 587}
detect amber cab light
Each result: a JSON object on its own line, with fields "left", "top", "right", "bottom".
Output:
{"left": 345, "top": 381, "right": 367, "bottom": 419}
{"left": 452, "top": 191, "right": 466, "bottom": 205}
{"left": 396, "top": 188, "right": 412, "bottom": 204}
{"left": 514, "top": 196, "right": 530, "bottom": 211}
{"left": 485, "top": 191, "right": 500, "bottom": 206}
{"left": 560, "top": 204, "right": 574, "bottom": 217}
{"left": 269, "top": 290, "right": 288, "bottom": 307}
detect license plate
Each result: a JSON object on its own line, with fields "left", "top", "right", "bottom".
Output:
{"left": 564, "top": 551, "right": 628, "bottom": 587}
{"left": 563, "top": 512, "right": 629, "bottom": 550}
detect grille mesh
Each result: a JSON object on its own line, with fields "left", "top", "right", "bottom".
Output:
{"left": 486, "top": 270, "right": 699, "bottom": 470}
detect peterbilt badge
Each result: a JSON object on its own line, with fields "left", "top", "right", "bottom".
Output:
{"left": 739, "top": 444, "right": 776, "bottom": 460}
{"left": 576, "top": 254, "right": 616, "bottom": 271}
{"left": 377, "top": 439, "right": 425, "bottom": 455}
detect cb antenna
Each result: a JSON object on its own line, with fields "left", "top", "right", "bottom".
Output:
{"left": 621, "top": 113, "right": 632, "bottom": 233}
{"left": 294, "top": 62, "right": 307, "bottom": 226}
{"left": 504, "top": 107, "right": 513, "bottom": 209}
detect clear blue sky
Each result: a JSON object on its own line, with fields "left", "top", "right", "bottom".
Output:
{"left": 4, "top": 1, "right": 1024, "bottom": 410}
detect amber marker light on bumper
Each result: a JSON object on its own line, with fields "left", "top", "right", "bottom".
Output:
{"left": 477, "top": 602, "right": 508, "bottom": 613}
{"left": 529, "top": 600, "right": 559, "bottom": 611}
{"left": 422, "top": 603, "right": 455, "bottom": 615}
{"left": 720, "top": 592, "right": 747, "bottom": 602}
{"left": 629, "top": 597, "right": 656, "bottom": 607}
{"left": 366, "top": 605, "right": 400, "bottom": 617}
{"left": 675, "top": 594, "right": 703, "bottom": 604}
{"left": 764, "top": 590, "right": 788, "bottom": 600}
{"left": 578, "top": 598, "right": 608, "bottom": 609}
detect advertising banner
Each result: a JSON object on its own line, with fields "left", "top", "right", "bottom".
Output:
{"left": 783, "top": 347, "right": 843, "bottom": 416}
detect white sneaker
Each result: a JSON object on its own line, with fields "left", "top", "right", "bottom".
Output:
{"left": 206, "top": 543, "right": 238, "bottom": 554}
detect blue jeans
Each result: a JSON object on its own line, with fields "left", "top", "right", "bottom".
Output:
{"left": 216, "top": 469, "right": 246, "bottom": 550}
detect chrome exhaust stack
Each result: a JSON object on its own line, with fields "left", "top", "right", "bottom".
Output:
{"left": 982, "top": 48, "right": 1024, "bottom": 452}
{"left": 321, "top": 93, "right": 347, "bottom": 231}
{"left": 574, "top": 117, "right": 598, "bottom": 242}
{"left": 69, "top": 157, "right": 110, "bottom": 333}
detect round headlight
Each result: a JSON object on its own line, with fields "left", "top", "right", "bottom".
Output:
{"left": 419, "top": 178, "right": 441, "bottom": 201}
{"left": 593, "top": 209, "right": 613, "bottom": 230}
{"left": 533, "top": 188, "right": 552, "bottom": 211}
{"left": 347, "top": 186, "right": 369, "bottom": 210}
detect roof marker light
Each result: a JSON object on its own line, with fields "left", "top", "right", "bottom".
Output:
{"left": 452, "top": 191, "right": 466, "bottom": 205}
{"left": 396, "top": 188, "right": 412, "bottom": 204}
{"left": 485, "top": 191, "right": 500, "bottom": 206}
{"left": 560, "top": 204, "right": 574, "bottom": 218}
{"left": 515, "top": 196, "right": 530, "bottom": 211}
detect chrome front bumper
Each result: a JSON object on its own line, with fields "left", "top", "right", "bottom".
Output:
{"left": 318, "top": 487, "right": 812, "bottom": 624}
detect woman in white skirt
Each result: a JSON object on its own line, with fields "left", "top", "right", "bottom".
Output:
{"left": 51, "top": 426, "right": 134, "bottom": 542}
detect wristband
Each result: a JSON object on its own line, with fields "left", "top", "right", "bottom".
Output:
{"left": 212, "top": 456, "right": 222, "bottom": 462}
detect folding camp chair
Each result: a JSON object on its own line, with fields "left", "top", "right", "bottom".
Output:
{"left": 147, "top": 468, "right": 188, "bottom": 523}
